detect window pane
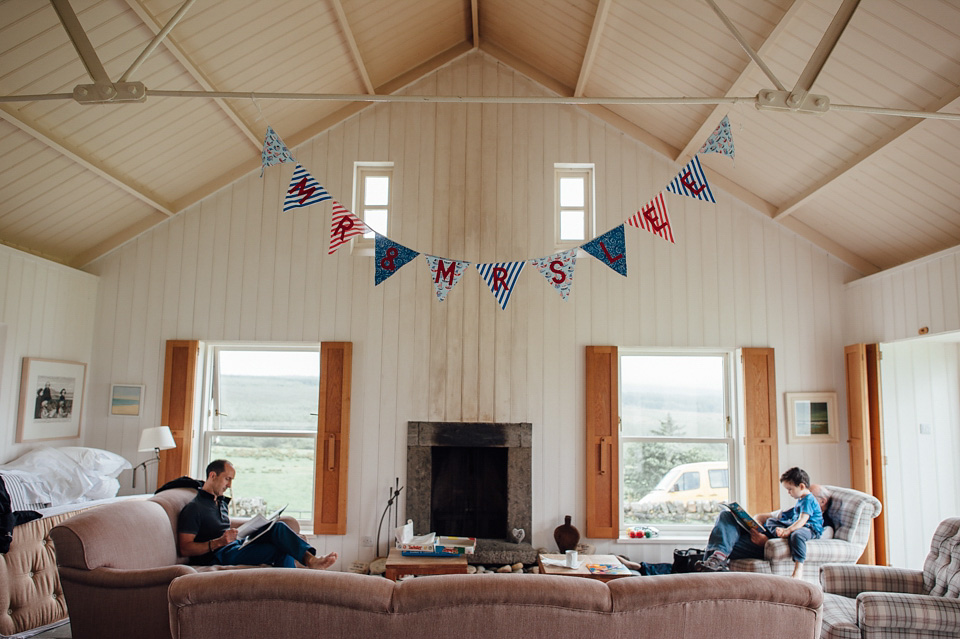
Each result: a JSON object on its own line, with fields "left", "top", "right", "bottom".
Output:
{"left": 363, "top": 209, "right": 388, "bottom": 238}
{"left": 560, "top": 209, "right": 585, "bottom": 241}
{"left": 211, "top": 434, "right": 315, "bottom": 521}
{"left": 709, "top": 468, "right": 729, "bottom": 488}
{"left": 364, "top": 176, "right": 390, "bottom": 206}
{"left": 217, "top": 351, "right": 319, "bottom": 431}
{"left": 620, "top": 355, "right": 725, "bottom": 437}
{"left": 559, "top": 177, "right": 584, "bottom": 207}
{"left": 622, "top": 443, "right": 728, "bottom": 525}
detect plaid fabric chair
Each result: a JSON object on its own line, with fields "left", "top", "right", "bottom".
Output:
{"left": 819, "top": 517, "right": 960, "bottom": 639}
{"left": 730, "top": 485, "right": 882, "bottom": 585}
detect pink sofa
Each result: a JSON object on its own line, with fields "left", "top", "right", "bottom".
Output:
{"left": 168, "top": 569, "right": 823, "bottom": 639}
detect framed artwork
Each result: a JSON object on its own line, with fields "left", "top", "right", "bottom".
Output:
{"left": 110, "top": 384, "right": 145, "bottom": 416}
{"left": 785, "top": 392, "right": 839, "bottom": 444}
{"left": 17, "top": 358, "right": 87, "bottom": 442}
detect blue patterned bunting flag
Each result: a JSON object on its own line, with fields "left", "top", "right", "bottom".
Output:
{"left": 531, "top": 249, "right": 578, "bottom": 300}
{"left": 375, "top": 235, "right": 419, "bottom": 285}
{"left": 665, "top": 156, "right": 715, "bottom": 203}
{"left": 261, "top": 126, "right": 295, "bottom": 176}
{"left": 425, "top": 255, "right": 470, "bottom": 302}
{"left": 283, "top": 164, "right": 331, "bottom": 211}
{"left": 476, "top": 261, "right": 525, "bottom": 309}
{"left": 698, "top": 115, "right": 735, "bottom": 159}
{"left": 580, "top": 225, "right": 627, "bottom": 276}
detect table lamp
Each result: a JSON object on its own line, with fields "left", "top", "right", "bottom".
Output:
{"left": 132, "top": 425, "right": 176, "bottom": 489}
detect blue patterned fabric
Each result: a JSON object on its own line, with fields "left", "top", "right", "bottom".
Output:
{"left": 580, "top": 226, "right": 627, "bottom": 276}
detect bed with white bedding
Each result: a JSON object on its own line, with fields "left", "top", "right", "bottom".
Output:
{"left": 0, "top": 447, "right": 141, "bottom": 639}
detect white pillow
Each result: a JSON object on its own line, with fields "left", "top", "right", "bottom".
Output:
{"left": 84, "top": 477, "right": 121, "bottom": 501}
{"left": 58, "top": 447, "right": 132, "bottom": 479}
{"left": 0, "top": 470, "right": 52, "bottom": 510}
{"left": 820, "top": 525, "right": 834, "bottom": 540}
{"left": 0, "top": 446, "right": 96, "bottom": 506}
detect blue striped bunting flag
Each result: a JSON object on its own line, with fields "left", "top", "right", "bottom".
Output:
{"left": 476, "top": 261, "right": 525, "bottom": 309}
{"left": 283, "top": 163, "right": 331, "bottom": 211}
{"left": 665, "top": 156, "right": 715, "bottom": 203}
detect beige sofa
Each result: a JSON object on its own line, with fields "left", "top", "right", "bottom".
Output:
{"left": 48, "top": 488, "right": 299, "bottom": 639}
{"left": 168, "top": 569, "right": 823, "bottom": 639}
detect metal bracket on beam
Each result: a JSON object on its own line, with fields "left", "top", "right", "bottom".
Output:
{"left": 755, "top": 89, "right": 829, "bottom": 115}
{"left": 73, "top": 82, "right": 146, "bottom": 104}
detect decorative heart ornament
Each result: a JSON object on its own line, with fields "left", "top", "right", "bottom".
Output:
{"left": 511, "top": 528, "right": 525, "bottom": 544}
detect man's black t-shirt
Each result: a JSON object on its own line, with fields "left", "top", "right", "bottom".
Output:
{"left": 177, "top": 490, "right": 231, "bottom": 564}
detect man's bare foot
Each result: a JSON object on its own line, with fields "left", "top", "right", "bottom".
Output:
{"left": 305, "top": 551, "right": 337, "bottom": 570}
{"left": 791, "top": 564, "right": 804, "bottom": 579}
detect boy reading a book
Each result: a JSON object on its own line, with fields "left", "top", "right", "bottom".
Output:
{"left": 697, "top": 467, "right": 826, "bottom": 579}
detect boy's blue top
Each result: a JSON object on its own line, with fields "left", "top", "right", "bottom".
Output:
{"left": 779, "top": 493, "right": 823, "bottom": 535}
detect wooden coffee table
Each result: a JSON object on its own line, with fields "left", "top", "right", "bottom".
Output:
{"left": 384, "top": 547, "right": 469, "bottom": 581}
{"left": 537, "top": 554, "right": 633, "bottom": 581}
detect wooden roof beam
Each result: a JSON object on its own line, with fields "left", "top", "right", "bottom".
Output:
{"left": 0, "top": 104, "right": 174, "bottom": 217}
{"left": 471, "top": 0, "right": 480, "bottom": 49}
{"left": 122, "top": 0, "right": 260, "bottom": 150}
{"left": 331, "top": 0, "right": 375, "bottom": 94}
{"left": 676, "top": 0, "right": 804, "bottom": 162}
{"left": 574, "top": 0, "right": 612, "bottom": 97}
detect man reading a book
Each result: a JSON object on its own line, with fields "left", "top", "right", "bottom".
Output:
{"left": 697, "top": 468, "right": 829, "bottom": 579}
{"left": 177, "top": 459, "right": 337, "bottom": 570}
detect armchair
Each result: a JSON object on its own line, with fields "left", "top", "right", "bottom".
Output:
{"left": 730, "top": 485, "right": 882, "bottom": 585}
{"left": 819, "top": 517, "right": 960, "bottom": 639}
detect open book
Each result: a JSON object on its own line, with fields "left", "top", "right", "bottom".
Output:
{"left": 236, "top": 505, "right": 287, "bottom": 548}
{"left": 720, "top": 502, "right": 775, "bottom": 538}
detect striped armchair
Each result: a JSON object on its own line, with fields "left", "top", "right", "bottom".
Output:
{"left": 730, "top": 485, "right": 882, "bottom": 586}
{"left": 819, "top": 517, "right": 960, "bottom": 639}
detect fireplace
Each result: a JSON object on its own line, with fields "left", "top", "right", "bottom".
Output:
{"left": 406, "top": 422, "right": 532, "bottom": 543}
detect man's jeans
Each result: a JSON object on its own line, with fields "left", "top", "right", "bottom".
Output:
{"left": 705, "top": 511, "right": 766, "bottom": 561}
{"left": 213, "top": 522, "right": 314, "bottom": 568}
{"left": 764, "top": 516, "right": 817, "bottom": 563}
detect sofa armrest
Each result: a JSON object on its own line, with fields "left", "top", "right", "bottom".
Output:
{"left": 821, "top": 564, "right": 925, "bottom": 598}
{"left": 58, "top": 564, "right": 197, "bottom": 588}
{"left": 763, "top": 538, "right": 862, "bottom": 563}
{"left": 859, "top": 592, "right": 960, "bottom": 635}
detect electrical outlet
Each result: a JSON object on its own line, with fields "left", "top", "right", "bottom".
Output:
{"left": 361, "top": 535, "right": 375, "bottom": 547}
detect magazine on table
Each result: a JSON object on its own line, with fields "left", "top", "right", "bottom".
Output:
{"left": 586, "top": 562, "right": 632, "bottom": 576}
{"left": 236, "top": 505, "right": 287, "bottom": 548}
{"left": 720, "top": 502, "right": 775, "bottom": 538}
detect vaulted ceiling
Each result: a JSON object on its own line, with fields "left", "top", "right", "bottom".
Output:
{"left": 1, "top": 0, "right": 959, "bottom": 275}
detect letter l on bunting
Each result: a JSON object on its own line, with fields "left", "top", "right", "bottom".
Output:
{"left": 580, "top": 225, "right": 628, "bottom": 276}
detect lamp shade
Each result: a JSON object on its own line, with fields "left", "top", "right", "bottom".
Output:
{"left": 138, "top": 426, "right": 176, "bottom": 452}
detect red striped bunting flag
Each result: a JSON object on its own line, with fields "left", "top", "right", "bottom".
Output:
{"left": 626, "top": 193, "right": 674, "bottom": 243}
{"left": 328, "top": 200, "right": 371, "bottom": 254}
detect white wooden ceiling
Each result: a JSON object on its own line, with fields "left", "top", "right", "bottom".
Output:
{"left": 1, "top": 0, "right": 959, "bottom": 274}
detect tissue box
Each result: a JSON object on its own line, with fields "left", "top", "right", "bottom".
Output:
{"left": 399, "top": 536, "right": 477, "bottom": 557}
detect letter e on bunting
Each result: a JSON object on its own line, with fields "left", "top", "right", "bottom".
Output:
{"left": 375, "top": 234, "right": 419, "bottom": 285}
{"left": 665, "top": 156, "right": 715, "bottom": 203}
{"left": 425, "top": 255, "right": 470, "bottom": 302}
{"left": 261, "top": 126, "right": 295, "bottom": 176}
{"left": 627, "top": 193, "right": 674, "bottom": 243}
{"left": 580, "top": 225, "right": 628, "bottom": 276}
{"left": 329, "top": 200, "right": 371, "bottom": 255}
{"left": 476, "top": 262, "right": 525, "bottom": 310}
{"left": 283, "top": 164, "right": 331, "bottom": 211}
{"left": 531, "top": 249, "right": 577, "bottom": 300}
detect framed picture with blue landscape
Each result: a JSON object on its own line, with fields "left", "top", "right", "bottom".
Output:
{"left": 785, "top": 392, "right": 838, "bottom": 444}
{"left": 110, "top": 383, "right": 144, "bottom": 417}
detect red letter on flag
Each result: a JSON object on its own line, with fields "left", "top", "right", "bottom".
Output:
{"left": 492, "top": 267, "right": 510, "bottom": 292}
{"left": 435, "top": 260, "right": 456, "bottom": 285}
{"left": 289, "top": 176, "right": 316, "bottom": 205}
{"left": 679, "top": 171, "right": 707, "bottom": 196}
{"left": 333, "top": 216, "right": 355, "bottom": 242}
{"left": 599, "top": 242, "right": 624, "bottom": 263}
{"left": 549, "top": 260, "right": 567, "bottom": 284}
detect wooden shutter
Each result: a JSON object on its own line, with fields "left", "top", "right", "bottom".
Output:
{"left": 313, "top": 342, "right": 352, "bottom": 535}
{"left": 585, "top": 346, "right": 619, "bottom": 539}
{"left": 845, "top": 343, "right": 881, "bottom": 565}
{"left": 742, "top": 348, "right": 779, "bottom": 514}
{"left": 158, "top": 340, "right": 199, "bottom": 486}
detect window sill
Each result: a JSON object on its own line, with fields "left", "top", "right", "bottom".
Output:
{"left": 617, "top": 533, "right": 708, "bottom": 545}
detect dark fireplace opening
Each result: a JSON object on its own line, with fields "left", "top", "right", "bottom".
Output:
{"left": 430, "top": 446, "right": 508, "bottom": 539}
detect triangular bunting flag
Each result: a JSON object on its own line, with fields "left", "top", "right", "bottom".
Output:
{"left": 328, "top": 200, "right": 372, "bottom": 255}
{"left": 626, "top": 193, "right": 675, "bottom": 243}
{"left": 425, "top": 255, "right": 470, "bottom": 302}
{"left": 530, "top": 249, "right": 577, "bottom": 300}
{"left": 375, "top": 235, "right": 419, "bottom": 285}
{"left": 665, "top": 156, "right": 715, "bottom": 203}
{"left": 580, "top": 225, "right": 628, "bottom": 276}
{"left": 260, "top": 126, "right": 295, "bottom": 176}
{"left": 698, "top": 115, "right": 735, "bottom": 159}
{"left": 476, "top": 261, "right": 525, "bottom": 310}
{"left": 283, "top": 164, "right": 331, "bottom": 211}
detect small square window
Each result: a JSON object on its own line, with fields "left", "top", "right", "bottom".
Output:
{"left": 555, "top": 166, "right": 594, "bottom": 246}
{"left": 353, "top": 164, "right": 393, "bottom": 251}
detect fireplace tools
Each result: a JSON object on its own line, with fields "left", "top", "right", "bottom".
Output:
{"left": 376, "top": 478, "right": 403, "bottom": 558}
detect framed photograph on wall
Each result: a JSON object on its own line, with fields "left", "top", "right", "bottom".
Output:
{"left": 17, "top": 358, "right": 87, "bottom": 442}
{"left": 785, "top": 392, "right": 839, "bottom": 444}
{"left": 110, "top": 384, "right": 144, "bottom": 416}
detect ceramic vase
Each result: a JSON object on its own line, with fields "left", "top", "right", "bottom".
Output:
{"left": 553, "top": 515, "right": 580, "bottom": 553}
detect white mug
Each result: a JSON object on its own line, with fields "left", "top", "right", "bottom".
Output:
{"left": 565, "top": 549, "right": 578, "bottom": 567}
